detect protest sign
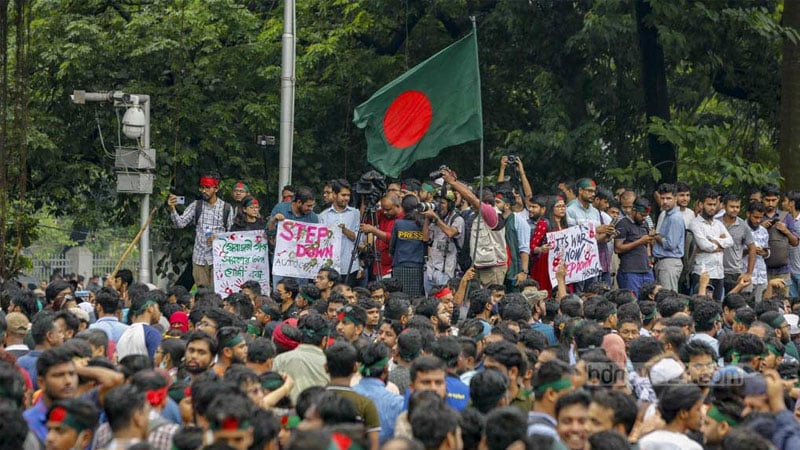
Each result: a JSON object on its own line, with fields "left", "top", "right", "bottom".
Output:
{"left": 547, "top": 223, "right": 602, "bottom": 286}
{"left": 213, "top": 230, "right": 271, "bottom": 296}
{"left": 272, "top": 220, "right": 341, "bottom": 279}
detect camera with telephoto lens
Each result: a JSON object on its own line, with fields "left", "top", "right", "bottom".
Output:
{"left": 507, "top": 155, "right": 518, "bottom": 166}
{"left": 416, "top": 202, "right": 438, "bottom": 213}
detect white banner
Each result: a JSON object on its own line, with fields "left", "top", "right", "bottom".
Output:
{"left": 272, "top": 220, "right": 341, "bottom": 279}
{"left": 213, "top": 230, "right": 271, "bottom": 296}
{"left": 547, "top": 223, "right": 602, "bottom": 286}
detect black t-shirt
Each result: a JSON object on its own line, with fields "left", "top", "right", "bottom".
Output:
{"left": 615, "top": 216, "right": 650, "bottom": 273}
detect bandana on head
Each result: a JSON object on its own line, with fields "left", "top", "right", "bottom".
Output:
{"left": 281, "top": 415, "right": 300, "bottom": 429}
{"left": 534, "top": 377, "right": 573, "bottom": 394}
{"left": 359, "top": 357, "right": 389, "bottom": 377}
{"left": 146, "top": 387, "right": 168, "bottom": 407}
{"left": 199, "top": 176, "right": 220, "bottom": 188}
{"left": 707, "top": 404, "right": 739, "bottom": 427}
{"left": 632, "top": 204, "right": 651, "bottom": 214}
{"left": 223, "top": 334, "right": 244, "bottom": 348}
{"left": 234, "top": 181, "right": 250, "bottom": 192}
{"left": 48, "top": 406, "right": 91, "bottom": 432}
{"left": 212, "top": 416, "right": 251, "bottom": 431}
{"left": 432, "top": 287, "right": 452, "bottom": 299}
{"left": 577, "top": 179, "right": 596, "bottom": 189}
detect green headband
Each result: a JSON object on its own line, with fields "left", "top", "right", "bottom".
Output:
{"left": 643, "top": 309, "right": 657, "bottom": 321}
{"left": 299, "top": 292, "right": 315, "bottom": 304}
{"left": 577, "top": 179, "right": 596, "bottom": 189}
{"left": 135, "top": 300, "right": 157, "bottom": 316}
{"left": 733, "top": 316, "right": 745, "bottom": 324}
{"left": 535, "top": 377, "right": 573, "bottom": 394}
{"left": 727, "top": 350, "right": 761, "bottom": 364}
{"left": 223, "top": 334, "right": 244, "bottom": 348}
{"left": 359, "top": 357, "right": 389, "bottom": 377}
{"left": 766, "top": 344, "right": 782, "bottom": 357}
{"left": 48, "top": 406, "right": 92, "bottom": 432}
{"left": 707, "top": 404, "right": 739, "bottom": 427}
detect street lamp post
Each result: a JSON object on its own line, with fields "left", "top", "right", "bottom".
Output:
{"left": 71, "top": 90, "right": 153, "bottom": 284}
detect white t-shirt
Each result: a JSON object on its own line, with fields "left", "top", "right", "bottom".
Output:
{"left": 638, "top": 430, "right": 703, "bottom": 450}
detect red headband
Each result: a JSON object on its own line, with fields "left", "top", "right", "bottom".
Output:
{"left": 199, "top": 176, "right": 219, "bottom": 188}
{"left": 433, "top": 287, "right": 452, "bottom": 299}
{"left": 250, "top": 198, "right": 259, "bottom": 207}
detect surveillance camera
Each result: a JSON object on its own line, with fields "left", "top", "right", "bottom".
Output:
{"left": 122, "top": 105, "right": 145, "bottom": 140}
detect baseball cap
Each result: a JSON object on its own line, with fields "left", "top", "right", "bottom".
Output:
{"left": 649, "top": 358, "right": 685, "bottom": 386}
{"left": 5, "top": 312, "right": 29, "bottom": 335}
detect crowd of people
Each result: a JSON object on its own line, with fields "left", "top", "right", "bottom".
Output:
{"left": 1, "top": 157, "right": 800, "bottom": 450}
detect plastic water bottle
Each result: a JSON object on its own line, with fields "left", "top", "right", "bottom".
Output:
{"left": 204, "top": 225, "right": 212, "bottom": 239}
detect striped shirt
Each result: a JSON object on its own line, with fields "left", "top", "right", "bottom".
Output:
{"left": 170, "top": 199, "right": 234, "bottom": 264}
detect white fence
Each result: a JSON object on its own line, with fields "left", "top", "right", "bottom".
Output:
{"left": 25, "top": 247, "right": 139, "bottom": 283}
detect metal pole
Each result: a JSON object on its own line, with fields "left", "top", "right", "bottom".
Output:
{"left": 278, "top": 0, "right": 295, "bottom": 201}
{"left": 140, "top": 95, "right": 151, "bottom": 283}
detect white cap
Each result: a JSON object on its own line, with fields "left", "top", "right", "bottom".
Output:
{"left": 649, "top": 358, "right": 685, "bottom": 386}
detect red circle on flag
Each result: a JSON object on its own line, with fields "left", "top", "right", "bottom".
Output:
{"left": 383, "top": 90, "right": 432, "bottom": 148}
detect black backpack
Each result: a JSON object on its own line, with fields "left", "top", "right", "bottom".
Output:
{"left": 194, "top": 200, "right": 233, "bottom": 232}
{"left": 457, "top": 209, "right": 476, "bottom": 272}
{"left": 765, "top": 211, "right": 790, "bottom": 268}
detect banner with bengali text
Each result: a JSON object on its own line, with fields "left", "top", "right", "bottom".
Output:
{"left": 213, "top": 230, "right": 271, "bottom": 297}
{"left": 272, "top": 220, "right": 341, "bottom": 279}
{"left": 547, "top": 223, "right": 602, "bottom": 286}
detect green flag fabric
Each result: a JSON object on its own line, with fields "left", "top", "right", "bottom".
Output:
{"left": 353, "top": 30, "right": 483, "bottom": 178}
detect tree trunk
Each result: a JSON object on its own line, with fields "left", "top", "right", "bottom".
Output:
{"left": 634, "top": 0, "right": 677, "bottom": 185}
{"left": 780, "top": 0, "right": 800, "bottom": 191}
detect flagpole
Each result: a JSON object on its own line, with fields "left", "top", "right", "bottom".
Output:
{"left": 469, "top": 16, "right": 484, "bottom": 288}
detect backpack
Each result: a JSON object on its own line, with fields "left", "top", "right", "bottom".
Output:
{"left": 765, "top": 211, "right": 790, "bottom": 268}
{"left": 194, "top": 200, "right": 233, "bottom": 232}
{"left": 457, "top": 209, "right": 477, "bottom": 272}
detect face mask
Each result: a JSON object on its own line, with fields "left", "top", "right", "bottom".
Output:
{"left": 492, "top": 302, "right": 499, "bottom": 314}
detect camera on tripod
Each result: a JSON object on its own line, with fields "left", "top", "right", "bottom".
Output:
{"left": 354, "top": 170, "right": 387, "bottom": 212}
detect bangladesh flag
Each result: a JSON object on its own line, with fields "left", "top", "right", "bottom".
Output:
{"left": 353, "top": 28, "right": 483, "bottom": 178}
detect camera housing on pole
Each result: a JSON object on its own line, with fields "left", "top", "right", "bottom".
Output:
{"left": 70, "top": 90, "right": 154, "bottom": 284}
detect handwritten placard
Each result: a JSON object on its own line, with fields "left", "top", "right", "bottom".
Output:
{"left": 272, "top": 220, "right": 341, "bottom": 279}
{"left": 547, "top": 223, "right": 602, "bottom": 286}
{"left": 213, "top": 231, "right": 271, "bottom": 296}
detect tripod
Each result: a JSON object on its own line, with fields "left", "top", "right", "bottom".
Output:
{"left": 344, "top": 205, "right": 383, "bottom": 286}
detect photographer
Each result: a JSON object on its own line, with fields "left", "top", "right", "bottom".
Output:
{"left": 389, "top": 195, "right": 429, "bottom": 296}
{"left": 441, "top": 168, "right": 508, "bottom": 286}
{"left": 421, "top": 190, "right": 464, "bottom": 295}
{"left": 320, "top": 179, "right": 361, "bottom": 283}
{"left": 497, "top": 155, "right": 534, "bottom": 206}
{"left": 359, "top": 194, "right": 404, "bottom": 279}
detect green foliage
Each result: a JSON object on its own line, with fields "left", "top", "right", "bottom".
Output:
{"left": 0, "top": 0, "right": 793, "bottom": 280}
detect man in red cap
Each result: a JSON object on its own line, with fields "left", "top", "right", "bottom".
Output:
{"left": 168, "top": 171, "right": 234, "bottom": 288}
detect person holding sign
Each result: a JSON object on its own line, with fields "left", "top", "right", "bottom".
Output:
{"left": 267, "top": 186, "right": 319, "bottom": 289}
{"left": 614, "top": 197, "right": 655, "bottom": 297}
{"left": 320, "top": 179, "right": 362, "bottom": 284}
{"left": 566, "top": 178, "right": 616, "bottom": 292}
{"left": 231, "top": 196, "right": 266, "bottom": 232}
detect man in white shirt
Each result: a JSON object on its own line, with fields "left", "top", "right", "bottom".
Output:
{"left": 320, "top": 179, "right": 362, "bottom": 284}
{"left": 688, "top": 189, "right": 733, "bottom": 300}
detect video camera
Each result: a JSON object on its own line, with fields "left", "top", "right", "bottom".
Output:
{"left": 354, "top": 170, "right": 387, "bottom": 212}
